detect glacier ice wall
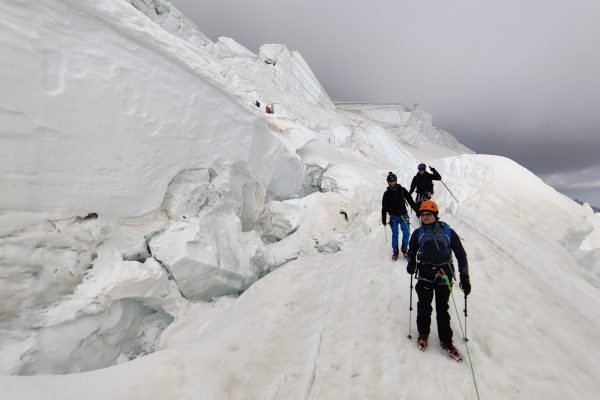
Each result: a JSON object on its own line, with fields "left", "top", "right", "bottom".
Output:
{"left": 0, "top": 0, "right": 477, "bottom": 376}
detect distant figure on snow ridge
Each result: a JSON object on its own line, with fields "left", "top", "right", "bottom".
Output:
{"left": 255, "top": 100, "right": 261, "bottom": 107}
{"left": 406, "top": 200, "right": 470, "bottom": 361}
{"left": 409, "top": 163, "right": 441, "bottom": 205}
{"left": 382, "top": 171, "right": 418, "bottom": 261}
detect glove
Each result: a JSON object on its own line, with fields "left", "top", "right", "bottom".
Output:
{"left": 407, "top": 263, "right": 416, "bottom": 274}
{"left": 430, "top": 166, "right": 436, "bottom": 172}
{"left": 459, "top": 273, "right": 471, "bottom": 296}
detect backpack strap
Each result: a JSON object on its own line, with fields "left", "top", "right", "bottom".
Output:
{"left": 440, "top": 222, "right": 455, "bottom": 277}
{"left": 441, "top": 222, "right": 452, "bottom": 242}
{"left": 400, "top": 186, "right": 408, "bottom": 210}
{"left": 417, "top": 226, "right": 426, "bottom": 242}
{"left": 393, "top": 186, "right": 409, "bottom": 210}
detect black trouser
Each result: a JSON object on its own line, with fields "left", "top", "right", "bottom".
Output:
{"left": 415, "top": 192, "right": 432, "bottom": 211}
{"left": 415, "top": 192, "right": 432, "bottom": 203}
{"left": 415, "top": 280, "right": 453, "bottom": 343}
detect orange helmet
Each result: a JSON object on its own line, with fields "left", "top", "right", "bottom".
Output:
{"left": 419, "top": 200, "right": 439, "bottom": 215}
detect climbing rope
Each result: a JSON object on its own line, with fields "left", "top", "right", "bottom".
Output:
{"left": 441, "top": 274, "right": 481, "bottom": 400}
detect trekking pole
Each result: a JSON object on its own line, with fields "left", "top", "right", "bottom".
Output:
{"left": 384, "top": 225, "right": 388, "bottom": 242}
{"left": 407, "top": 273, "right": 414, "bottom": 339}
{"left": 464, "top": 294, "right": 469, "bottom": 342}
{"left": 440, "top": 179, "right": 460, "bottom": 204}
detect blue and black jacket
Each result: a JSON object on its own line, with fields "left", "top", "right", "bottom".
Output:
{"left": 406, "top": 220, "right": 468, "bottom": 282}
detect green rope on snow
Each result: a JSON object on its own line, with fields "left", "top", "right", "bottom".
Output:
{"left": 441, "top": 274, "right": 481, "bottom": 400}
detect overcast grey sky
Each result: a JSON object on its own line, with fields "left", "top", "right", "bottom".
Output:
{"left": 173, "top": 0, "right": 600, "bottom": 206}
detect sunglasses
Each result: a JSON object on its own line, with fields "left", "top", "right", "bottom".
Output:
{"left": 420, "top": 212, "right": 435, "bottom": 217}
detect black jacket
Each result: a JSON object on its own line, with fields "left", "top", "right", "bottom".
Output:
{"left": 409, "top": 169, "right": 442, "bottom": 194}
{"left": 381, "top": 185, "right": 417, "bottom": 224}
{"left": 406, "top": 220, "right": 468, "bottom": 281}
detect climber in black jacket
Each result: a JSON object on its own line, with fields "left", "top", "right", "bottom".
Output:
{"left": 409, "top": 163, "right": 442, "bottom": 203}
{"left": 382, "top": 172, "right": 418, "bottom": 260}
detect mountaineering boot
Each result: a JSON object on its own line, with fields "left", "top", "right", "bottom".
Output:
{"left": 392, "top": 249, "right": 399, "bottom": 261}
{"left": 441, "top": 341, "right": 462, "bottom": 362}
{"left": 417, "top": 334, "right": 428, "bottom": 351}
{"left": 401, "top": 247, "right": 408, "bottom": 259}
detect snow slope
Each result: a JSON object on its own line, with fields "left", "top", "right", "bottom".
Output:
{"left": 4, "top": 171, "right": 600, "bottom": 398}
{"left": 1, "top": 0, "right": 600, "bottom": 399}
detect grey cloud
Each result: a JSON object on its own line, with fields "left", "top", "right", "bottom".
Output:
{"left": 543, "top": 167, "right": 600, "bottom": 191}
{"left": 449, "top": 124, "right": 600, "bottom": 175}
{"left": 544, "top": 168, "right": 600, "bottom": 207}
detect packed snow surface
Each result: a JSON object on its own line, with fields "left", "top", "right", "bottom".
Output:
{"left": 1, "top": 0, "right": 600, "bottom": 399}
